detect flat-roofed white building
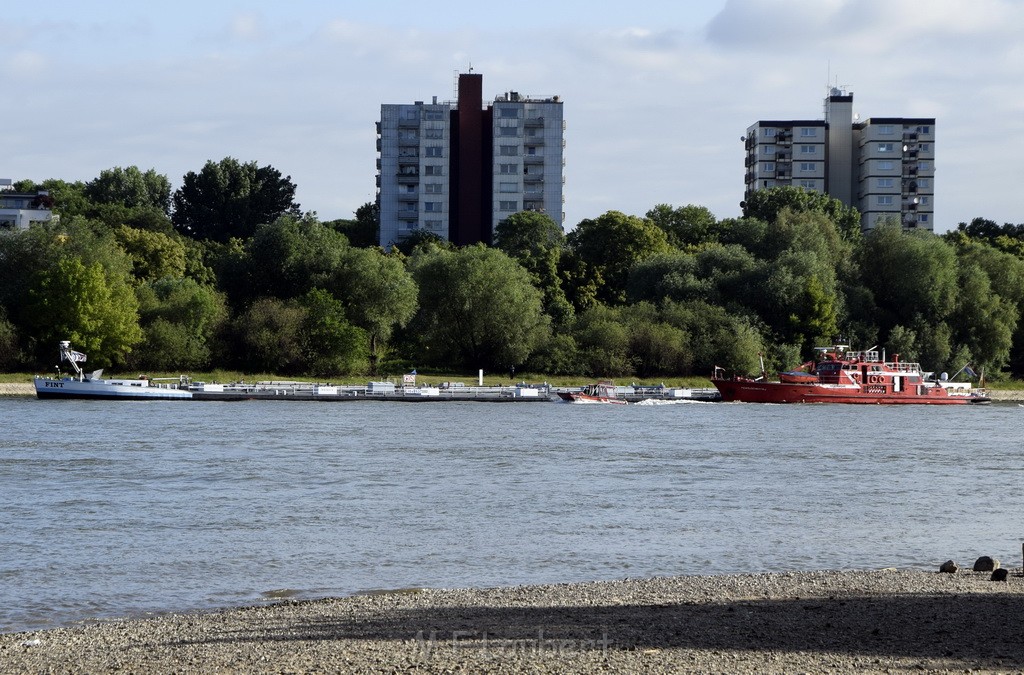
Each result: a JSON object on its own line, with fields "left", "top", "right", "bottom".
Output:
{"left": 743, "top": 90, "right": 935, "bottom": 232}
{"left": 377, "top": 73, "right": 564, "bottom": 248}
{"left": 0, "top": 180, "right": 57, "bottom": 231}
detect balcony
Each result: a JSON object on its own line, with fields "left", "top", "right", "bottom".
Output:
{"left": 524, "top": 117, "right": 544, "bottom": 128}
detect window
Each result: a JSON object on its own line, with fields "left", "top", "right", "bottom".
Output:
{"left": 424, "top": 202, "right": 442, "bottom": 212}
{"left": 499, "top": 200, "right": 518, "bottom": 211}
{"left": 499, "top": 107, "right": 519, "bottom": 118}
{"left": 425, "top": 183, "right": 442, "bottom": 194}
{"left": 799, "top": 180, "right": 816, "bottom": 189}
{"left": 425, "top": 165, "right": 443, "bottom": 176}
{"left": 918, "top": 161, "right": 930, "bottom": 171}
{"left": 877, "top": 178, "right": 894, "bottom": 188}
{"left": 499, "top": 182, "right": 517, "bottom": 193}
{"left": 917, "top": 178, "right": 930, "bottom": 189}
{"left": 877, "top": 195, "right": 894, "bottom": 206}
{"left": 499, "top": 127, "right": 518, "bottom": 137}
{"left": 878, "top": 160, "right": 894, "bottom": 170}
{"left": 425, "top": 146, "right": 443, "bottom": 157}
{"left": 499, "top": 163, "right": 518, "bottom": 175}
{"left": 762, "top": 145, "right": 776, "bottom": 155}
{"left": 878, "top": 143, "right": 894, "bottom": 152}
{"left": 919, "top": 143, "right": 930, "bottom": 152}
{"left": 763, "top": 127, "right": 777, "bottom": 137}
{"left": 918, "top": 213, "right": 929, "bottom": 223}
{"left": 424, "top": 220, "right": 442, "bottom": 230}
{"left": 424, "top": 110, "right": 444, "bottom": 121}
{"left": 526, "top": 146, "right": 538, "bottom": 156}
{"left": 916, "top": 125, "right": 931, "bottom": 134}
{"left": 799, "top": 162, "right": 815, "bottom": 172}
{"left": 762, "top": 162, "right": 775, "bottom": 172}
{"left": 800, "top": 145, "right": 817, "bottom": 154}
{"left": 424, "top": 128, "right": 444, "bottom": 139}
{"left": 800, "top": 127, "right": 817, "bottom": 137}
{"left": 918, "top": 196, "right": 929, "bottom": 205}
{"left": 878, "top": 125, "right": 894, "bottom": 135}
{"left": 499, "top": 145, "right": 518, "bottom": 156}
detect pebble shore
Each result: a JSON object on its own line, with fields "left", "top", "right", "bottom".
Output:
{"left": 3, "top": 569, "right": 1023, "bottom": 673}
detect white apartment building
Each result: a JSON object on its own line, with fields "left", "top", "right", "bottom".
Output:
{"left": 743, "top": 90, "right": 935, "bottom": 231}
{"left": 377, "top": 73, "right": 564, "bottom": 248}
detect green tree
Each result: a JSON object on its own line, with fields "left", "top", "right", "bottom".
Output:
{"left": 571, "top": 304, "right": 632, "bottom": 377}
{"left": 299, "top": 289, "right": 368, "bottom": 376}
{"left": 950, "top": 263, "right": 1016, "bottom": 372}
{"left": 565, "top": 210, "right": 671, "bottom": 306}
{"left": 172, "top": 157, "right": 300, "bottom": 242}
{"left": 858, "top": 225, "right": 957, "bottom": 333}
{"left": 113, "top": 225, "right": 187, "bottom": 281}
{"left": 660, "top": 300, "right": 764, "bottom": 375}
{"left": 326, "top": 202, "right": 379, "bottom": 248}
{"left": 408, "top": 245, "right": 548, "bottom": 371}
{"left": 234, "top": 215, "right": 350, "bottom": 303}
{"left": 0, "top": 307, "right": 20, "bottom": 370}
{"left": 329, "top": 247, "right": 418, "bottom": 375}
{"left": 621, "top": 302, "right": 691, "bottom": 377}
{"left": 646, "top": 203, "right": 717, "bottom": 249}
{"left": 14, "top": 179, "right": 91, "bottom": 219}
{"left": 742, "top": 185, "right": 861, "bottom": 241}
{"left": 232, "top": 297, "right": 306, "bottom": 373}
{"left": 26, "top": 256, "right": 143, "bottom": 368}
{"left": 133, "top": 278, "right": 228, "bottom": 370}
{"left": 494, "top": 211, "right": 572, "bottom": 323}
{"left": 84, "top": 166, "right": 172, "bottom": 213}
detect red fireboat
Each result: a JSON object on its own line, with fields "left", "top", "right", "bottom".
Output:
{"left": 712, "top": 344, "right": 991, "bottom": 405}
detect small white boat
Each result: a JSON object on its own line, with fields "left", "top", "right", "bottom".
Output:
{"left": 557, "top": 381, "right": 628, "bottom": 405}
{"left": 34, "top": 341, "right": 193, "bottom": 400}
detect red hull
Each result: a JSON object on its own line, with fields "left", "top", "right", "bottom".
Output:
{"left": 713, "top": 380, "right": 989, "bottom": 405}
{"left": 713, "top": 344, "right": 990, "bottom": 405}
{"left": 557, "top": 392, "right": 628, "bottom": 405}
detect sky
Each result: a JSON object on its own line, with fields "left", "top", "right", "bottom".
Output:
{"left": 4, "top": 0, "right": 1024, "bottom": 233}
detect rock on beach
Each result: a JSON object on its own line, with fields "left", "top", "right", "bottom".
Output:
{"left": 2, "top": 569, "right": 1024, "bottom": 673}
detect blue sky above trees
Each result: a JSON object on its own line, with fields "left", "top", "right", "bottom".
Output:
{"left": 5, "top": 0, "right": 1023, "bottom": 231}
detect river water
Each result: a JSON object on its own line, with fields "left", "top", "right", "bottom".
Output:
{"left": 2, "top": 397, "right": 1022, "bottom": 633}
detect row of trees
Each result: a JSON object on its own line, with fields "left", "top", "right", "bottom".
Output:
{"left": 3, "top": 158, "right": 1023, "bottom": 381}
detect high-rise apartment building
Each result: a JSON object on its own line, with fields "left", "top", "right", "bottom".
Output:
{"left": 743, "top": 89, "right": 935, "bottom": 231}
{"left": 377, "top": 72, "right": 565, "bottom": 248}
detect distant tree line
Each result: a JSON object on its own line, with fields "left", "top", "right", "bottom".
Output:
{"left": 2, "top": 159, "right": 1023, "bottom": 381}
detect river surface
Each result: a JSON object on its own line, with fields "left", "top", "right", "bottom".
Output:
{"left": 2, "top": 397, "right": 1022, "bottom": 633}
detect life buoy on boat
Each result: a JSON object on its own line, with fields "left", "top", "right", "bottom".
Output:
{"left": 868, "top": 375, "right": 881, "bottom": 384}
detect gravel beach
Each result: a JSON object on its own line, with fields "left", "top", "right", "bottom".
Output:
{"left": 3, "top": 569, "right": 1023, "bottom": 673}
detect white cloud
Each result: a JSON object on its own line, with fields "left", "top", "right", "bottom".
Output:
{"left": 229, "top": 13, "right": 264, "bottom": 41}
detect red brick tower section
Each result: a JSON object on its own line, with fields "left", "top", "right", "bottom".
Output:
{"left": 450, "top": 73, "right": 493, "bottom": 245}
